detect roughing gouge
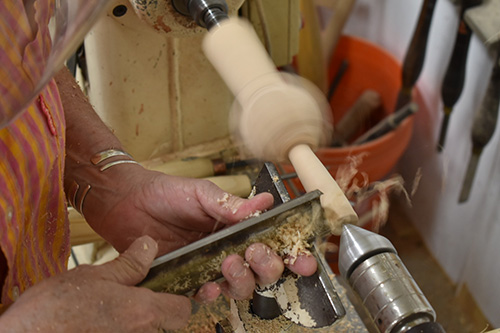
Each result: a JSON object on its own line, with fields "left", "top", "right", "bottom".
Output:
{"left": 438, "top": 0, "right": 483, "bottom": 152}
{"left": 459, "top": 43, "right": 500, "bottom": 203}
{"left": 395, "top": 0, "right": 437, "bottom": 110}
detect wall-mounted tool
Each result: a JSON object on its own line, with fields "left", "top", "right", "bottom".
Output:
{"left": 437, "top": 0, "right": 483, "bottom": 152}
{"left": 339, "top": 224, "right": 446, "bottom": 333}
{"left": 459, "top": 42, "right": 500, "bottom": 203}
{"left": 395, "top": 0, "right": 437, "bottom": 110}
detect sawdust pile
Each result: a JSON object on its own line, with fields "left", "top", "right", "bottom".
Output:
{"left": 264, "top": 204, "right": 323, "bottom": 265}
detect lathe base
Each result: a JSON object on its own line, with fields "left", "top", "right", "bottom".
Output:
{"left": 168, "top": 274, "right": 378, "bottom": 332}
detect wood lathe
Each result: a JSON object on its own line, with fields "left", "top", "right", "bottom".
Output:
{"left": 135, "top": 1, "right": 445, "bottom": 332}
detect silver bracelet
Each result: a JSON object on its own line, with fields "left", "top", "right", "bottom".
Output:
{"left": 67, "top": 180, "right": 91, "bottom": 218}
{"left": 90, "top": 148, "right": 132, "bottom": 165}
{"left": 67, "top": 149, "right": 139, "bottom": 217}
{"left": 91, "top": 149, "right": 140, "bottom": 171}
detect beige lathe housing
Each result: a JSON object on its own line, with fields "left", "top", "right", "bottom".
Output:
{"left": 70, "top": 0, "right": 301, "bottom": 245}
{"left": 84, "top": 0, "right": 300, "bottom": 162}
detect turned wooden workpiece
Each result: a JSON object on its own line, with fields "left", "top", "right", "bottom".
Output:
{"left": 203, "top": 18, "right": 358, "bottom": 234}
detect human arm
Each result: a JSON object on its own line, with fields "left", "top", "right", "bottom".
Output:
{"left": 56, "top": 64, "right": 317, "bottom": 294}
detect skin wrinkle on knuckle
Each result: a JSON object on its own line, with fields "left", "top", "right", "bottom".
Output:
{"left": 114, "top": 254, "right": 149, "bottom": 280}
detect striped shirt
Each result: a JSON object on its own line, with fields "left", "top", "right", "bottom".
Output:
{"left": 0, "top": 0, "right": 69, "bottom": 307}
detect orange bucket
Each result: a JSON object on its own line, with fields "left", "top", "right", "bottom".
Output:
{"left": 282, "top": 35, "right": 415, "bottom": 195}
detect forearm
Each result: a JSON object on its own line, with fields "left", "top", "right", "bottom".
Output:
{"left": 55, "top": 67, "right": 143, "bottom": 226}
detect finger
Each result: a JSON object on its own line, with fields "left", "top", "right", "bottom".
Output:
{"left": 193, "top": 282, "right": 221, "bottom": 304}
{"left": 245, "top": 243, "right": 284, "bottom": 285}
{"left": 94, "top": 235, "right": 159, "bottom": 285}
{"left": 214, "top": 192, "right": 274, "bottom": 224}
{"left": 220, "top": 254, "right": 255, "bottom": 300}
{"left": 285, "top": 253, "right": 317, "bottom": 277}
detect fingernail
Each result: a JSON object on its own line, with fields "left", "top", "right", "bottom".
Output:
{"left": 250, "top": 245, "right": 271, "bottom": 266}
{"left": 228, "top": 261, "right": 247, "bottom": 278}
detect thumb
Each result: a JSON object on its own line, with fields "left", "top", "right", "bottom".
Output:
{"left": 214, "top": 192, "right": 274, "bottom": 223}
{"left": 94, "top": 235, "right": 158, "bottom": 285}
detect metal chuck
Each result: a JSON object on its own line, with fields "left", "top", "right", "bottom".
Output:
{"left": 172, "top": 0, "right": 229, "bottom": 30}
{"left": 338, "top": 224, "right": 446, "bottom": 333}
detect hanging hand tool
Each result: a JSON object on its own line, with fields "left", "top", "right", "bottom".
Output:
{"left": 395, "top": 0, "right": 437, "bottom": 110}
{"left": 459, "top": 43, "right": 500, "bottom": 203}
{"left": 352, "top": 102, "right": 418, "bottom": 145}
{"left": 437, "top": 0, "right": 483, "bottom": 152}
{"left": 331, "top": 89, "right": 382, "bottom": 146}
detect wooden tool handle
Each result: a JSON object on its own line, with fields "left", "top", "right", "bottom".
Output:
{"left": 288, "top": 144, "right": 358, "bottom": 235}
{"left": 471, "top": 46, "right": 500, "bottom": 149}
{"left": 459, "top": 43, "right": 500, "bottom": 202}
{"left": 441, "top": 1, "right": 480, "bottom": 109}
{"left": 141, "top": 157, "right": 215, "bottom": 178}
{"left": 396, "top": 0, "right": 437, "bottom": 109}
{"left": 437, "top": 0, "right": 482, "bottom": 151}
{"left": 332, "top": 90, "right": 381, "bottom": 145}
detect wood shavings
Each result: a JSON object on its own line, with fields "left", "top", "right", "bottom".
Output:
{"left": 217, "top": 192, "right": 238, "bottom": 214}
{"left": 265, "top": 210, "right": 318, "bottom": 265}
{"left": 333, "top": 152, "right": 415, "bottom": 232}
{"left": 411, "top": 167, "right": 422, "bottom": 197}
{"left": 243, "top": 210, "right": 262, "bottom": 220}
{"left": 334, "top": 153, "right": 370, "bottom": 198}
{"left": 217, "top": 192, "right": 230, "bottom": 204}
{"left": 354, "top": 175, "right": 410, "bottom": 232}
{"left": 248, "top": 186, "right": 257, "bottom": 199}
{"left": 318, "top": 241, "right": 338, "bottom": 255}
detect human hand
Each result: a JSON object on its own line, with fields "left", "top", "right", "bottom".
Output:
{"left": 82, "top": 167, "right": 317, "bottom": 302}
{"left": 84, "top": 167, "right": 275, "bottom": 255}
{"left": 0, "top": 236, "right": 191, "bottom": 332}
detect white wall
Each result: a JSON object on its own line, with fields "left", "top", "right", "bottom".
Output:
{"left": 343, "top": 0, "right": 500, "bottom": 326}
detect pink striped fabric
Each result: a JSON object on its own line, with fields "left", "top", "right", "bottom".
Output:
{"left": 0, "top": 0, "right": 69, "bottom": 307}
